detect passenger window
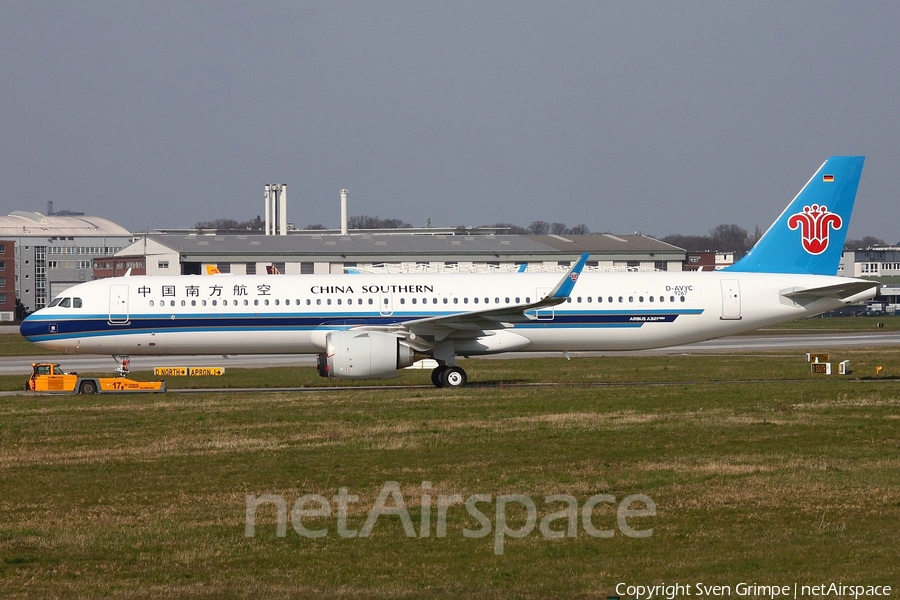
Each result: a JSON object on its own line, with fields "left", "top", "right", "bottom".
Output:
{"left": 149, "top": 300, "right": 154, "bottom": 307}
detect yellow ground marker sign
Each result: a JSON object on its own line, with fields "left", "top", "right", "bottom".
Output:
{"left": 154, "top": 367, "right": 224, "bottom": 377}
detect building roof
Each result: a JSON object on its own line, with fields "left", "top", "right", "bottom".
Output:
{"left": 0, "top": 212, "right": 131, "bottom": 237}
{"left": 125, "top": 232, "right": 685, "bottom": 262}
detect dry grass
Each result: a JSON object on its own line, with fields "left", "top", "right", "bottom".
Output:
{"left": 1, "top": 353, "right": 898, "bottom": 597}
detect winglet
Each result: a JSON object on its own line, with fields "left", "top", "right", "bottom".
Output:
{"left": 546, "top": 253, "right": 589, "bottom": 301}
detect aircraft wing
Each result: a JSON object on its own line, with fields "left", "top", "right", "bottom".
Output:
{"left": 354, "top": 254, "right": 589, "bottom": 343}
{"left": 781, "top": 280, "right": 878, "bottom": 301}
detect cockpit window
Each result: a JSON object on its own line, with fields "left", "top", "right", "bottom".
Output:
{"left": 73, "top": 298, "right": 83, "bottom": 308}
{"left": 48, "top": 298, "right": 63, "bottom": 307}
{"left": 59, "top": 298, "right": 71, "bottom": 308}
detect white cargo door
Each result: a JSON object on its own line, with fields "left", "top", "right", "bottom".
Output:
{"left": 109, "top": 284, "right": 130, "bottom": 324}
{"left": 720, "top": 279, "right": 742, "bottom": 320}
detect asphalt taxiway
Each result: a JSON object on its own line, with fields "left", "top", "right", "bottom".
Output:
{"left": 2, "top": 331, "right": 899, "bottom": 376}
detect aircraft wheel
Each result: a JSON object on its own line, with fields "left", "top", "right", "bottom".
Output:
{"left": 441, "top": 366, "right": 467, "bottom": 388}
{"left": 79, "top": 380, "right": 98, "bottom": 395}
{"left": 431, "top": 366, "right": 447, "bottom": 388}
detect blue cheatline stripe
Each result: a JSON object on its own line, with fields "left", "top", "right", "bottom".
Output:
{"left": 21, "top": 308, "right": 705, "bottom": 343}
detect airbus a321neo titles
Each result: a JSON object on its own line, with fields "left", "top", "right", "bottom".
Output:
{"left": 21, "top": 157, "right": 877, "bottom": 387}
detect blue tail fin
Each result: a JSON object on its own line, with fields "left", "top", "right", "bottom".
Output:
{"left": 726, "top": 156, "right": 865, "bottom": 275}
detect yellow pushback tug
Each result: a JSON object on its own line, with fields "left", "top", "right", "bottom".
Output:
{"left": 26, "top": 363, "right": 166, "bottom": 394}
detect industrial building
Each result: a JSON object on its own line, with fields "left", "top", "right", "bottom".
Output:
{"left": 105, "top": 231, "right": 687, "bottom": 277}
{"left": 0, "top": 211, "right": 134, "bottom": 315}
{"left": 840, "top": 248, "right": 900, "bottom": 278}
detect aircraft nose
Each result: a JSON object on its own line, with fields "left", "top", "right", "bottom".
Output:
{"left": 19, "top": 314, "right": 46, "bottom": 340}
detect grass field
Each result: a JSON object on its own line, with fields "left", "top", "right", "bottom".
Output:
{"left": 1, "top": 348, "right": 898, "bottom": 598}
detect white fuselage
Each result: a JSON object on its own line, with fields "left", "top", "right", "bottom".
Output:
{"left": 20, "top": 270, "right": 872, "bottom": 356}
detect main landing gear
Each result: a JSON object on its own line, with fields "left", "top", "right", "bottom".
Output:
{"left": 431, "top": 365, "right": 467, "bottom": 388}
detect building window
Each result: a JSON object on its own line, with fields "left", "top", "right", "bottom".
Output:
{"left": 246, "top": 263, "right": 256, "bottom": 275}
{"left": 654, "top": 261, "right": 667, "bottom": 271}
{"left": 300, "top": 262, "right": 314, "bottom": 275}
{"left": 0, "top": 261, "right": 5, "bottom": 271}
{"left": 158, "top": 261, "right": 169, "bottom": 269}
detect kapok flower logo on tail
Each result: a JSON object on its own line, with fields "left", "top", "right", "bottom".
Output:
{"left": 787, "top": 204, "right": 842, "bottom": 255}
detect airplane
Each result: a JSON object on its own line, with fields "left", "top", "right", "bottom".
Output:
{"left": 20, "top": 156, "right": 877, "bottom": 388}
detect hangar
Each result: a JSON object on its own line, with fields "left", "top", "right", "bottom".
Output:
{"left": 0, "top": 211, "right": 133, "bottom": 314}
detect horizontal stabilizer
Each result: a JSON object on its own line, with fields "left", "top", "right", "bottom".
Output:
{"left": 781, "top": 280, "right": 877, "bottom": 301}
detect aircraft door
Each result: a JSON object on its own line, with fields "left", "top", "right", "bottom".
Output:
{"left": 109, "top": 284, "right": 130, "bottom": 324}
{"left": 720, "top": 279, "right": 741, "bottom": 320}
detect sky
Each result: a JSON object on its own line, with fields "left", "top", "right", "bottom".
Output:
{"left": 1, "top": 1, "right": 899, "bottom": 242}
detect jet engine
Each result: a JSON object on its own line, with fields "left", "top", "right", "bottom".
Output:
{"left": 317, "top": 330, "right": 418, "bottom": 379}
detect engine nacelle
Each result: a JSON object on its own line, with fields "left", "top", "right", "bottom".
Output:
{"left": 317, "top": 330, "right": 417, "bottom": 380}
